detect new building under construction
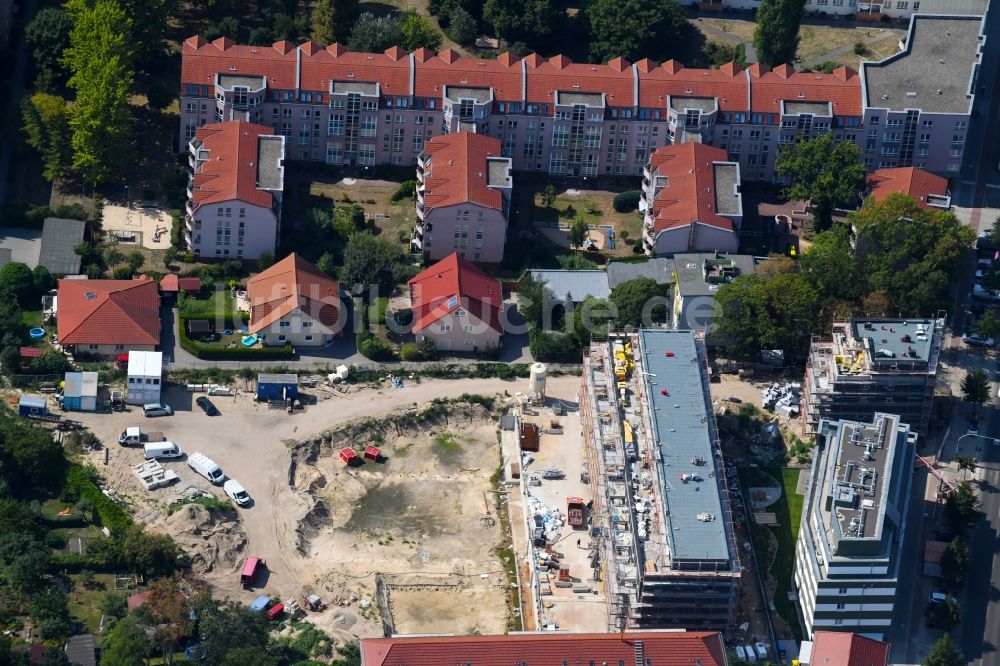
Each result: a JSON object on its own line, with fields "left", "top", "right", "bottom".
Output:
{"left": 803, "top": 318, "right": 942, "bottom": 435}
{"left": 581, "top": 330, "right": 740, "bottom": 631}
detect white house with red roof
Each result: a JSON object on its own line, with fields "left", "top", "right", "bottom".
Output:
{"left": 865, "top": 166, "right": 951, "bottom": 210}
{"left": 641, "top": 143, "right": 742, "bottom": 256}
{"left": 246, "top": 253, "right": 342, "bottom": 347}
{"left": 408, "top": 252, "right": 503, "bottom": 352}
{"left": 56, "top": 278, "right": 160, "bottom": 356}
{"left": 186, "top": 120, "right": 285, "bottom": 260}
{"left": 414, "top": 132, "right": 512, "bottom": 264}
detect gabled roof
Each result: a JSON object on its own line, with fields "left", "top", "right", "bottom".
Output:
{"left": 57, "top": 278, "right": 160, "bottom": 346}
{"left": 360, "top": 631, "right": 728, "bottom": 666}
{"left": 190, "top": 121, "right": 280, "bottom": 209}
{"left": 408, "top": 253, "right": 502, "bottom": 333}
{"left": 867, "top": 167, "right": 949, "bottom": 209}
{"left": 646, "top": 143, "right": 740, "bottom": 234}
{"left": 749, "top": 64, "right": 861, "bottom": 116}
{"left": 421, "top": 132, "right": 506, "bottom": 211}
{"left": 246, "top": 253, "right": 340, "bottom": 333}
{"left": 810, "top": 632, "right": 890, "bottom": 666}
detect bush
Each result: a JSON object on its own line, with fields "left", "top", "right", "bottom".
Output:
{"left": 170, "top": 209, "right": 184, "bottom": 250}
{"left": 529, "top": 330, "right": 583, "bottom": 363}
{"left": 357, "top": 332, "right": 396, "bottom": 361}
{"left": 612, "top": 191, "right": 641, "bottom": 213}
{"left": 853, "top": 41, "right": 867, "bottom": 55}
{"left": 400, "top": 339, "right": 438, "bottom": 361}
{"left": 65, "top": 466, "right": 130, "bottom": 533}
{"left": 390, "top": 180, "right": 417, "bottom": 202}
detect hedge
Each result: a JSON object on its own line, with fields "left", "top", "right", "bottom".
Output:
{"left": 178, "top": 316, "right": 293, "bottom": 360}
{"left": 612, "top": 191, "right": 642, "bottom": 213}
{"left": 65, "top": 466, "right": 130, "bottom": 534}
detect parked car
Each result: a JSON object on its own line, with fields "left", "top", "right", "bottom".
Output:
{"left": 963, "top": 333, "right": 995, "bottom": 347}
{"left": 224, "top": 479, "right": 251, "bottom": 506}
{"left": 540, "top": 469, "right": 565, "bottom": 480}
{"left": 195, "top": 396, "right": 220, "bottom": 416}
{"left": 143, "top": 403, "right": 173, "bottom": 417}
{"left": 973, "top": 284, "right": 1000, "bottom": 301}
{"left": 143, "top": 442, "right": 183, "bottom": 460}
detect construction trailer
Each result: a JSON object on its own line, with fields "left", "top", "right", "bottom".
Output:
{"left": 18, "top": 396, "right": 48, "bottom": 417}
{"left": 62, "top": 372, "right": 98, "bottom": 411}
{"left": 127, "top": 351, "right": 163, "bottom": 406}
{"left": 256, "top": 373, "right": 298, "bottom": 401}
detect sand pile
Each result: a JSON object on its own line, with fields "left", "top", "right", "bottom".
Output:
{"left": 159, "top": 504, "right": 248, "bottom": 576}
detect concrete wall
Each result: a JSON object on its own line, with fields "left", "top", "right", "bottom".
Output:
{"left": 188, "top": 198, "right": 278, "bottom": 260}
{"left": 420, "top": 203, "right": 508, "bottom": 263}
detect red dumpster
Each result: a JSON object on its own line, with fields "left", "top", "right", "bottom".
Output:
{"left": 340, "top": 448, "right": 358, "bottom": 465}
{"left": 364, "top": 446, "right": 380, "bottom": 461}
{"left": 266, "top": 603, "right": 284, "bottom": 621}
{"left": 241, "top": 557, "right": 264, "bottom": 588}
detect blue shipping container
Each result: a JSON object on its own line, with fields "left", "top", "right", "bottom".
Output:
{"left": 256, "top": 373, "right": 298, "bottom": 401}
{"left": 18, "top": 396, "right": 47, "bottom": 416}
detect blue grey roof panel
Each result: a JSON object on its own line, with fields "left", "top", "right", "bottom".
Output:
{"left": 529, "top": 270, "right": 610, "bottom": 303}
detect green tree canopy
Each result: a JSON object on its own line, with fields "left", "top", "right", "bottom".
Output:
{"left": 776, "top": 131, "right": 865, "bottom": 229}
{"left": 944, "top": 481, "right": 981, "bottom": 534}
{"left": 21, "top": 94, "right": 72, "bottom": 182}
{"left": 483, "top": 0, "right": 561, "bottom": 45}
{"left": 851, "top": 193, "right": 975, "bottom": 315}
{"left": 0, "top": 263, "right": 37, "bottom": 305}
{"left": 923, "top": 634, "right": 964, "bottom": 666}
{"left": 940, "top": 536, "right": 968, "bottom": 581}
{"left": 311, "top": 0, "right": 359, "bottom": 44}
{"left": 446, "top": 6, "right": 478, "bottom": 45}
{"left": 753, "top": 0, "right": 804, "bottom": 67}
{"left": 63, "top": 0, "right": 134, "bottom": 185}
{"left": 609, "top": 278, "right": 669, "bottom": 328}
{"left": 339, "top": 233, "right": 404, "bottom": 298}
{"left": 348, "top": 13, "right": 404, "bottom": 52}
{"left": 585, "top": 0, "right": 689, "bottom": 63}
{"left": 100, "top": 616, "right": 152, "bottom": 666}
{"left": 400, "top": 11, "right": 442, "bottom": 50}
{"left": 974, "top": 309, "right": 1000, "bottom": 341}
{"left": 198, "top": 602, "right": 270, "bottom": 665}
{"left": 518, "top": 274, "right": 556, "bottom": 330}
{"left": 568, "top": 218, "right": 589, "bottom": 250}
{"left": 799, "top": 225, "right": 858, "bottom": 302}
{"left": 25, "top": 8, "right": 73, "bottom": 92}
{"left": 961, "top": 369, "right": 989, "bottom": 407}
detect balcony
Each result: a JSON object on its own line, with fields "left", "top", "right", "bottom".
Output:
{"left": 186, "top": 183, "right": 194, "bottom": 200}
{"left": 185, "top": 199, "right": 197, "bottom": 216}
{"left": 411, "top": 232, "right": 422, "bottom": 250}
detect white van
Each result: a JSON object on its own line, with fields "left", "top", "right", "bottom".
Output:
{"left": 754, "top": 643, "right": 768, "bottom": 661}
{"left": 188, "top": 452, "right": 224, "bottom": 485}
{"left": 143, "top": 403, "right": 173, "bottom": 417}
{"left": 224, "top": 479, "right": 251, "bottom": 506}
{"left": 143, "top": 442, "right": 182, "bottom": 460}
{"left": 735, "top": 646, "right": 747, "bottom": 662}
{"left": 743, "top": 646, "right": 756, "bottom": 662}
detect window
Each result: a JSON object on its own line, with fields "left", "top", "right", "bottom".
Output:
{"left": 955, "top": 120, "right": 968, "bottom": 130}
{"left": 114, "top": 344, "right": 126, "bottom": 351}
{"left": 464, "top": 324, "right": 474, "bottom": 333}
{"left": 464, "top": 339, "right": 474, "bottom": 347}
{"left": 278, "top": 335, "right": 286, "bottom": 343}
{"left": 836, "top": 602, "right": 846, "bottom": 609}
{"left": 280, "top": 321, "right": 291, "bottom": 328}
{"left": 239, "top": 208, "right": 246, "bottom": 218}
{"left": 89, "top": 344, "right": 99, "bottom": 351}
{"left": 439, "top": 324, "right": 451, "bottom": 332}
{"left": 302, "top": 321, "right": 313, "bottom": 328}
{"left": 304, "top": 335, "right": 314, "bottom": 342}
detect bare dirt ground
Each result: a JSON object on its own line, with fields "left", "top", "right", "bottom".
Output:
{"left": 710, "top": 373, "right": 807, "bottom": 438}
{"left": 64, "top": 374, "right": 581, "bottom": 640}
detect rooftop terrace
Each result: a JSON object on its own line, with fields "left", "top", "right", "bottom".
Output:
{"left": 826, "top": 415, "right": 897, "bottom": 542}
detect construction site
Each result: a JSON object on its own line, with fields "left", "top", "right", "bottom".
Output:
{"left": 580, "top": 330, "right": 742, "bottom": 631}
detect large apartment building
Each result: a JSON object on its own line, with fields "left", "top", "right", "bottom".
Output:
{"left": 179, "top": 13, "right": 983, "bottom": 183}
{"left": 186, "top": 121, "right": 285, "bottom": 259}
{"left": 803, "top": 318, "right": 942, "bottom": 434}
{"left": 415, "top": 132, "right": 512, "bottom": 263}
{"left": 794, "top": 412, "right": 916, "bottom": 640}
{"left": 714, "top": 0, "right": 987, "bottom": 20}
{"left": 581, "top": 330, "right": 741, "bottom": 630}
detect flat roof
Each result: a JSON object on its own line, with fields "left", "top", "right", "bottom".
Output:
{"left": 257, "top": 136, "right": 285, "bottom": 191}
{"left": 674, "top": 254, "right": 757, "bottom": 297}
{"left": 486, "top": 157, "right": 512, "bottom": 189}
{"left": 444, "top": 85, "right": 492, "bottom": 103}
{"left": 217, "top": 74, "right": 265, "bottom": 90}
{"left": 258, "top": 373, "right": 297, "bottom": 383}
{"left": 40, "top": 218, "right": 85, "bottom": 275}
{"left": 555, "top": 91, "right": 604, "bottom": 107}
{"left": 332, "top": 81, "right": 378, "bottom": 95}
{"left": 128, "top": 351, "right": 163, "bottom": 377}
{"left": 669, "top": 96, "right": 718, "bottom": 114}
{"left": 862, "top": 15, "right": 983, "bottom": 114}
{"left": 529, "top": 269, "right": 611, "bottom": 302}
{"left": 606, "top": 258, "right": 675, "bottom": 289}
{"left": 783, "top": 101, "right": 832, "bottom": 116}
{"left": 639, "top": 329, "right": 730, "bottom": 562}
{"left": 851, "top": 319, "right": 935, "bottom": 366}
{"left": 713, "top": 164, "right": 742, "bottom": 216}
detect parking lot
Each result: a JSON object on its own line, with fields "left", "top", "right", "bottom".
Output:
{"left": 66, "top": 374, "right": 582, "bottom": 637}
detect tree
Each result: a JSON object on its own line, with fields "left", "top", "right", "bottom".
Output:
{"left": 348, "top": 13, "right": 404, "bottom": 52}
{"left": 776, "top": 132, "right": 865, "bottom": 229}
{"left": 127, "top": 251, "right": 145, "bottom": 272}
{"left": 220, "top": 648, "right": 278, "bottom": 666}
{"left": 140, "top": 577, "right": 206, "bottom": 665}
{"left": 311, "top": 0, "right": 359, "bottom": 45}
{"left": 923, "top": 634, "right": 964, "bottom": 666}
{"left": 163, "top": 247, "right": 178, "bottom": 268}
{"left": 518, "top": 274, "right": 556, "bottom": 330}
{"left": 315, "top": 252, "right": 338, "bottom": 277}
{"left": 399, "top": 11, "right": 442, "bottom": 50}
{"left": 753, "top": 0, "right": 804, "bottom": 68}
{"left": 483, "top": 0, "right": 561, "bottom": 44}
{"left": 957, "top": 455, "right": 978, "bottom": 481}
{"left": 25, "top": 8, "right": 73, "bottom": 92}
{"left": 332, "top": 642, "right": 362, "bottom": 666}
{"left": 447, "top": 6, "right": 478, "bottom": 45}
{"left": 944, "top": 481, "right": 981, "bottom": 534}
{"left": 119, "top": 0, "right": 171, "bottom": 66}
{"left": 974, "top": 309, "right": 1000, "bottom": 341}
{"left": 99, "top": 591, "right": 129, "bottom": 620}
{"left": 585, "top": 0, "right": 690, "bottom": 63}
{"left": 961, "top": 369, "right": 990, "bottom": 408}
{"left": 541, "top": 184, "right": 557, "bottom": 208}
{"left": 0, "top": 263, "right": 37, "bottom": 305}
{"left": 940, "top": 536, "right": 968, "bottom": 581}
{"left": 32, "top": 266, "right": 54, "bottom": 294}
{"left": 930, "top": 596, "right": 961, "bottom": 630}
{"left": 21, "top": 94, "right": 72, "bottom": 182}
{"left": 567, "top": 218, "right": 589, "bottom": 250}
{"left": 63, "top": 0, "right": 134, "bottom": 185}
{"left": 339, "top": 233, "right": 404, "bottom": 298}
{"left": 609, "top": 278, "right": 668, "bottom": 328}
{"left": 197, "top": 602, "right": 270, "bottom": 666}
{"left": 799, "top": 226, "right": 859, "bottom": 302}
{"left": 101, "top": 616, "right": 152, "bottom": 666}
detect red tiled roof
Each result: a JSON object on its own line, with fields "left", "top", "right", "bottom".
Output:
{"left": 360, "top": 630, "right": 728, "bottom": 666}
{"left": 183, "top": 40, "right": 865, "bottom": 117}
{"left": 159, "top": 274, "right": 179, "bottom": 292}
{"left": 867, "top": 167, "right": 949, "bottom": 209}
{"left": 126, "top": 591, "right": 149, "bottom": 611}
{"left": 246, "top": 253, "right": 340, "bottom": 334}
{"left": 810, "top": 632, "right": 890, "bottom": 666}
{"left": 408, "top": 253, "right": 502, "bottom": 333}
{"left": 191, "top": 121, "right": 277, "bottom": 209}
{"left": 422, "top": 132, "right": 505, "bottom": 211}
{"left": 647, "top": 143, "right": 737, "bottom": 233}
{"left": 750, "top": 65, "right": 861, "bottom": 116}
{"left": 57, "top": 278, "right": 160, "bottom": 346}
{"left": 20, "top": 347, "right": 42, "bottom": 358}
{"left": 178, "top": 277, "right": 203, "bottom": 293}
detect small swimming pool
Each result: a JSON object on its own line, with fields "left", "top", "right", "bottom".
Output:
{"left": 241, "top": 334, "right": 258, "bottom": 347}
{"left": 29, "top": 327, "right": 45, "bottom": 340}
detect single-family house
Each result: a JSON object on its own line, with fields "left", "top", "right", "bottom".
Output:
{"left": 246, "top": 253, "right": 342, "bottom": 347}
{"left": 413, "top": 132, "right": 513, "bottom": 264}
{"left": 57, "top": 277, "right": 160, "bottom": 356}
{"left": 866, "top": 166, "right": 951, "bottom": 210}
{"left": 186, "top": 120, "right": 285, "bottom": 260}
{"left": 642, "top": 143, "right": 742, "bottom": 256}
{"left": 408, "top": 252, "right": 503, "bottom": 352}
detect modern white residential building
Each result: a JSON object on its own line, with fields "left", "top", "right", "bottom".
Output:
{"left": 126, "top": 351, "right": 163, "bottom": 406}
{"left": 794, "top": 412, "right": 916, "bottom": 640}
